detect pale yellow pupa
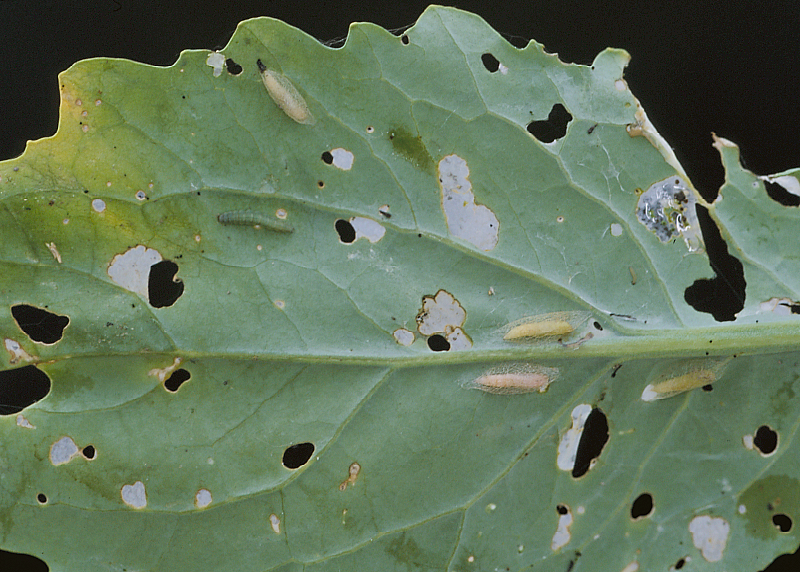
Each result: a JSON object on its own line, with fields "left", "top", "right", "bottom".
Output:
{"left": 641, "top": 357, "right": 731, "bottom": 401}
{"left": 501, "top": 311, "right": 591, "bottom": 342}
{"left": 257, "top": 59, "right": 315, "bottom": 125}
{"left": 463, "top": 363, "right": 559, "bottom": 395}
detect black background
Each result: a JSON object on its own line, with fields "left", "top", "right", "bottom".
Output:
{"left": 1, "top": 0, "right": 799, "bottom": 570}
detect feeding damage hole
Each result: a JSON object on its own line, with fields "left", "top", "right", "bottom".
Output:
{"left": 527, "top": 103, "right": 572, "bottom": 143}
{"left": 225, "top": 58, "right": 243, "bottom": 75}
{"left": 684, "top": 205, "right": 745, "bottom": 322}
{"left": 164, "top": 368, "right": 191, "bottom": 392}
{"left": 0, "top": 550, "right": 48, "bottom": 572}
{"left": 282, "top": 442, "right": 314, "bottom": 469}
{"left": 415, "top": 289, "right": 472, "bottom": 351}
{"left": 36, "top": 493, "right": 47, "bottom": 504}
{"left": 148, "top": 260, "right": 184, "bottom": 308}
{"left": 571, "top": 407, "right": 609, "bottom": 478}
{"left": 773, "top": 513, "right": 793, "bottom": 533}
{"left": 481, "top": 53, "right": 500, "bottom": 72}
{"left": 82, "top": 445, "right": 96, "bottom": 460}
{"left": 11, "top": 304, "right": 69, "bottom": 344}
{"left": 427, "top": 334, "right": 450, "bottom": 351}
{"left": 745, "top": 424, "right": 779, "bottom": 456}
{"left": 764, "top": 176, "right": 800, "bottom": 207}
{"left": 631, "top": 493, "right": 654, "bottom": 519}
{"left": 0, "top": 365, "right": 51, "bottom": 415}
{"left": 335, "top": 219, "right": 356, "bottom": 243}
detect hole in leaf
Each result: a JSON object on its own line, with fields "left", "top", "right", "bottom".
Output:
{"left": 282, "top": 442, "right": 314, "bottom": 469}
{"left": 762, "top": 541, "right": 800, "bottom": 571}
{"left": 321, "top": 151, "right": 333, "bottom": 165}
{"left": 335, "top": 219, "right": 356, "bottom": 243}
{"left": 684, "top": 205, "right": 745, "bottom": 321}
{"left": 400, "top": 34, "right": 409, "bottom": 45}
{"left": 754, "top": 425, "right": 778, "bottom": 455}
{"left": 0, "top": 549, "right": 48, "bottom": 572}
{"left": 427, "top": 334, "right": 450, "bottom": 352}
{"left": 702, "top": 384, "right": 714, "bottom": 392}
{"left": 572, "top": 407, "right": 608, "bottom": 478}
{"left": 164, "top": 368, "right": 191, "bottom": 393}
{"left": 82, "top": 445, "right": 96, "bottom": 460}
{"left": 0, "top": 365, "right": 51, "bottom": 415}
{"left": 773, "top": 513, "right": 793, "bottom": 533}
{"left": 674, "top": 557, "right": 686, "bottom": 570}
{"left": 765, "top": 180, "right": 800, "bottom": 207}
{"left": 630, "top": 492, "right": 654, "bottom": 519}
{"left": 37, "top": 493, "right": 47, "bottom": 504}
{"left": 148, "top": 260, "right": 184, "bottom": 308}
{"left": 11, "top": 304, "right": 69, "bottom": 344}
{"left": 556, "top": 504, "right": 568, "bottom": 515}
{"left": 225, "top": 58, "right": 243, "bottom": 75}
{"left": 526, "top": 103, "right": 572, "bottom": 143}
{"left": 481, "top": 53, "right": 500, "bottom": 73}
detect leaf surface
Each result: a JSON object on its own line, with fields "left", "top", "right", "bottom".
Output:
{"left": 1, "top": 6, "right": 799, "bottom": 571}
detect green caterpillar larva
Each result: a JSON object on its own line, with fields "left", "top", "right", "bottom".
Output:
{"left": 216, "top": 210, "right": 294, "bottom": 233}
{"left": 257, "top": 59, "right": 315, "bottom": 125}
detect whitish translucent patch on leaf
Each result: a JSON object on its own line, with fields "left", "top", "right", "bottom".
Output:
{"left": 551, "top": 505, "right": 573, "bottom": 551}
{"left": 49, "top": 436, "right": 79, "bottom": 465}
{"left": 641, "top": 358, "right": 729, "bottom": 401}
{"left": 339, "top": 462, "right": 361, "bottom": 491}
{"left": 636, "top": 176, "right": 702, "bottom": 252}
{"left": 437, "top": 154, "right": 499, "bottom": 251}
{"left": 195, "top": 489, "right": 212, "bottom": 508}
{"left": 257, "top": 62, "right": 315, "bottom": 125}
{"left": 107, "top": 245, "right": 162, "bottom": 297}
{"left": 758, "top": 297, "right": 800, "bottom": 316}
{"left": 464, "top": 363, "right": 559, "bottom": 395}
{"left": 416, "top": 290, "right": 466, "bottom": 336}
{"left": 501, "top": 311, "right": 590, "bottom": 342}
{"left": 91, "top": 199, "right": 106, "bottom": 213}
{"left": 121, "top": 481, "right": 147, "bottom": 509}
{"left": 557, "top": 404, "right": 592, "bottom": 471}
{"left": 393, "top": 328, "right": 414, "bottom": 346}
{"left": 621, "top": 562, "right": 639, "bottom": 572}
{"left": 330, "top": 148, "right": 354, "bottom": 170}
{"left": 688, "top": 515, "right": 729, "bottom": 562}
{"left": 148, "top": 357, "right": 183, "bottom": 383}
{"left": 610, "top": 223, "right": 623, "bottom": 237}
{"left": 205, "top": 52, "right": 225, "bottom": 77}
{"left": 16, "top": 414, "right": 35, "bottom": 429}
{"left": 742, "top": 434, "right": 754, "bottom": 450}
{"left": 444, "top": 326, "right": 472, "bottom": 350}
{"left": 46, "top": 242, "right": 62, "bottom": 263}
{"left": 762, "top": 174, "right": 800, "bottom": 197}
{"left": 269, "top": 513, "right": 281, "bottom": 534}
{"left": 350, "top": 217, "right": 385, "bottom": 243}
{"left": 5, "top": 338, "right": 35, "bottom": 364}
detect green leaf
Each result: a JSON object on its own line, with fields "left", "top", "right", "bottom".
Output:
{"left": 1, "top": 6, "right": 799, "bottom": 571}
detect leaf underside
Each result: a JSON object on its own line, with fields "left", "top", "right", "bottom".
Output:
{"left": 1, "top": 6, "right": 799, "bottom": 572}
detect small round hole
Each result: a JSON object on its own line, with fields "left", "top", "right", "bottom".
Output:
{"left": 37, "top": 493, "right": 47, "bottom": 504}
{"left": 282, "top": 442, "right": 315, "bottom": 469}
{"left": 82, "top": 445, "right": 96, "bottom": 460}
{"left": 401, "top": 35, "right": 409, "bottom": 45}
{"left": 630, "top": 493, "right": 653, "bottom": 519}
{"left": 556, "top": 504, "right": 568, "bottom": 515}
{"left": 754, "top": 425, "right": 778, "bottom": 455}
{"left": 321, "top": 151, "right": 334, "bottom": 164}
{"left": 335, "top": 219, "right": 356, "bottom": 243}
{"left": 427, "top": 334, "right": 450, "bottom": 352}
{"left": 773, "top": 513, "right": 793, "bottom": 532}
